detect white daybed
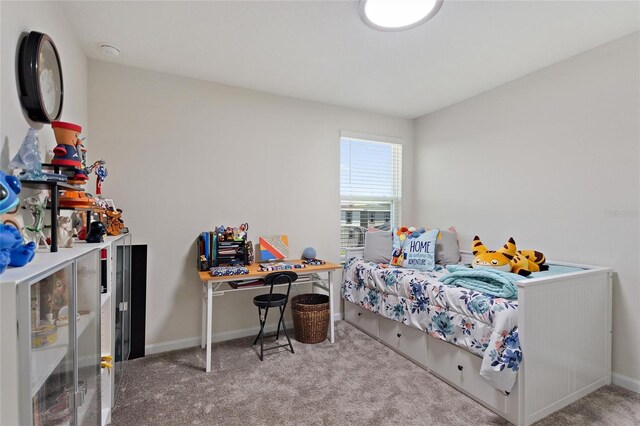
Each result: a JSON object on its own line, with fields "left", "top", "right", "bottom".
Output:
{"left": 342, "top": 250, "right": 612, "bottom": 426}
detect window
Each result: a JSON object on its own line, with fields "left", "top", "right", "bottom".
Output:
{"left": 340, "top": 135, "right": 402, "bottom": 257}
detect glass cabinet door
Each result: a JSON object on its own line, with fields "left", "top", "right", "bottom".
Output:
{"left": 122, "top": 234, "right": 131, "bottom": 362}
{"left": 114, "top": 235, "right": 131, "bottom": 402}
{"left": 27, "top": 263, "right": 75, "bottom": 426}
{"left": 76, "top": 251, "right": 101, "bottom": 426}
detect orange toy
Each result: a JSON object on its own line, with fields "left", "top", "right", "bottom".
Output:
{"left": 58, "top": 190, "right": 95, "bottom": 208}
{"left": 105, "top": 209, "right": 124, "bottom": 236}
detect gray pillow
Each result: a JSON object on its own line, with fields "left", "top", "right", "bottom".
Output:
{"left": 363, "top": 231, "right": 392, "bottom": 264}
{"left": 435, "top": 229, "right": 461, "bottom": 265}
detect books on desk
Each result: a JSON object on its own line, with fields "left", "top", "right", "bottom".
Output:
{"left": 196, "top": 231, "right": 248, "bottom": 271}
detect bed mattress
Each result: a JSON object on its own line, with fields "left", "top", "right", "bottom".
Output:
{"left": 341, "top": 257, "right": 521, "bottom": 394}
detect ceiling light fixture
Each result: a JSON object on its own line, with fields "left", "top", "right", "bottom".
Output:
{"left": 99, "top": 43, "right": 120, "bottom": 57}
{"left": 359, "top": 0, "right": 444, "bottom": 31}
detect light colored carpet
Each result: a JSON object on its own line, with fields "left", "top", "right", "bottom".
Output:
{"left": 111, "top": 321, "right": 639, "bottom": 425}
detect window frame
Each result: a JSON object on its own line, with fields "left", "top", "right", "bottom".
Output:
{"left": 339, "top": 132, "right": 403, "bottom": 258}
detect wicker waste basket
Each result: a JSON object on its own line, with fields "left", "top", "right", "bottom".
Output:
{"left": 291, "top": 293, "right": 330, "bottom": 344}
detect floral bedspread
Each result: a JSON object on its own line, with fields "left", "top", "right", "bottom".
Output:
{"left": 341, "top": 257, "right": 521, "bottom": 394}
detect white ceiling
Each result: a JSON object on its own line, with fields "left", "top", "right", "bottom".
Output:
{"left": 62, "top": 0, "right": 639, "bottom": 119}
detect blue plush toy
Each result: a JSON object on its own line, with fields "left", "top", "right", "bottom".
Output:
{"left": 0, "top": 171, "right": 21, "bottom": 214}
{"left": 0, "top": 224, "right": 36, "bottom": 273}
{"left": 0, "top": 172, "right": 36, "bottom": 274}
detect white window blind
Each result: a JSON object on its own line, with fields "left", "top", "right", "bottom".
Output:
{"left": 340, "top": 136, "right": 402, "bottom": 255}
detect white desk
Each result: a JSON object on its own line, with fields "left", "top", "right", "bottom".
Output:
{"left": 197, "top": 261, "right": 341, "bottom": 372}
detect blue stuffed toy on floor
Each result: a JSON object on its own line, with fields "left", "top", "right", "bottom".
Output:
{"left": 0, "top": 171, "right": 37, "bottom": 274}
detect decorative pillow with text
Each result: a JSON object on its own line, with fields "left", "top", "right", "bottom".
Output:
{"left": 392, "top": 227, "right": 439, "bottom": 271}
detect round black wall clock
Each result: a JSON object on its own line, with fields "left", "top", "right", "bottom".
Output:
{"left": 18, "top": 31, "right": 64, "bottom": 123}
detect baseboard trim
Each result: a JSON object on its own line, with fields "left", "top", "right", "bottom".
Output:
{"left": 612, "top": 372, "right": 640, "bottom": 394}
{"left": 146, "top": 321, "right": 294, "bottom": 355}
{"left": 145, "top": 337, "right": 201, "bottom": 355}
{"left": 145, "top": 313, "right": 344, "bottom": 356}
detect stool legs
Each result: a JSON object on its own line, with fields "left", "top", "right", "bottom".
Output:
{"left": 253, "top": 305, "right": 271, "bottom": 361}
{"left": 252, "top": 303, "right": 294, "bottom": 361}
{"left": 253, "top": 306, "right": 264, "bottom": 346}
{"left": 275, "top": 306, "right": 282, "bottom": 340}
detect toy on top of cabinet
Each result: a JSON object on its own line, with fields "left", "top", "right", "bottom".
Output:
{"left": 24, "top": 196, "right": 49, "bottom": 249}
{"left": 0, "top": 171, "right": 21, "bottom": 215}
{"left": 57, "top": 216, "right": 74, "bottom": 248}
{"left": 9, "top": 128, "right": 43, "bottom": 180}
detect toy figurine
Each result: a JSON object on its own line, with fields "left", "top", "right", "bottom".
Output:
{"left": 51, "top": 121, "right": 83, "bottom": 173}
{"left": 105, "top": 208, "right": 124, "bottom": 236}
{"left": 24, "top": 197, "right": 49, "bottom": 249}
{"left": 70, "top": 211, "right": 83, "bottom": 237}
{"left": 9, "top": 128, "right": 43, "bottom": 180}
{"left": 85, "top": 221, "right": 106, "bottom": 243}
{"left": 92, "top": 161, "right": 108, "bottom": 196}
{"left": 47, "top": 275, "right": 67, "bottom": 319}
{"left": 237, "top": 223, "right": 249, "bottom": 240}
{"left": 57, "top": 216, "right": 74, "bottom": 248}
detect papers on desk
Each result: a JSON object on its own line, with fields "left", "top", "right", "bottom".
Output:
{"left": 228, "top": 280, "right": 264, "bottom": 289}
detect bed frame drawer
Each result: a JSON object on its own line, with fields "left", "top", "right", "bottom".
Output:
{"left": 379, "top": 318, "right": 428, "bottom": 367}
{"left": 344, "top": 302, "right": 379, "bottom": 338}
{"left": 427, "top": 336, "right": 515, "bottom": 420}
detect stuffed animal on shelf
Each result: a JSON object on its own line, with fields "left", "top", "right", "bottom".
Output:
{"left": 0, "top": 224, "right": 36, "bottom": 274}
{"left": 0, "top": 171, "right": 21, "bottom": 215}
{"left": 57, "top": 216, "right": 74, "bottom": 248}
{"left": 471, "top": 236, "right": 548, "bottom": 277}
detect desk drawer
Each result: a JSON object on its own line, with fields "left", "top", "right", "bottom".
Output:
{"left": 379, "top": 318, "right": 427, "bottom": 367}
{"left": 344, "top": 302, "right": 379, "bottom": 338}
{"left": 427, "top": 336, "right": 509, "bottom": 414}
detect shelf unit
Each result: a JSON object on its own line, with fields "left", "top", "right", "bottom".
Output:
{"left": 30, "top": 313, "right": 94, "bottom": 397}
{"left": 214, "top": 239, "right": 248, "bottom": 267}
{"left": 0, "top": 235, "right": 131, "bottom": 426}
{"left": 20, "top": 179, "right": 83, "bottom": 252}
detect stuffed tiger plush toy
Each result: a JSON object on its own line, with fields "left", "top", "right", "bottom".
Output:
{"left": 471, "top": 236, "right": 548, "bottom": 276}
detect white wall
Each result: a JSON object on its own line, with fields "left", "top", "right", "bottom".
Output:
{"left": 0, "top": 1, "right": 87, "bottom": 423}
{"left": 414, "top": 33, "right": 640, "bottom": 387}
{"left": 1, "top": 1, "right": 88, "bottom": 169}
{"left": 88, "top": 60, "right": 414, "bottom": 349}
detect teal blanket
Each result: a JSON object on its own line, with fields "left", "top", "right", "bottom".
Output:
{"left": 439, "top": 265, "right": 527, "bottom": 299}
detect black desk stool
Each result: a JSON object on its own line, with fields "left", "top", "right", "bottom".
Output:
{"left": 252, "top": 271, "right": 297, "bottom": 360}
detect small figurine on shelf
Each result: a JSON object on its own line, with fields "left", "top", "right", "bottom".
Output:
{"left": 47, "top": 275, "right": 67, "bottom": 320}
{"left": 24, "top": 196, "right": 49, "bottom": 249}
{"left": 51, "top": 121, "right": 85, "bottom": 182}
{"left": 236, "top": 223, "right": 249, "bottom": 241}
{"left": 85, "top": 221, "right": 106, "bottom": 243}
{"left": 84, "top": 159, "right": 107, "bottom": 194}
{"left": 105, "top": 208, "right": 124, "bottom": 236}
{"left": 70, "top": 211, "right": 83, "bottom": 237}
{"left": 57, "top": 216, "right": 74, "bottom": 248}
{"left": 9, "top": 128, "right": 43, "bottom": 180}
{"left": 93, "top": 161, "right": 108, "bottom": 196}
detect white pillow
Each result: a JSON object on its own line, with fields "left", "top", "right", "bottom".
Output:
{"left": 435, "top": 227, "right": 461, "bottom": 265}
{"left": 363, "top": 231, "right": 392, "bottom": 264}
